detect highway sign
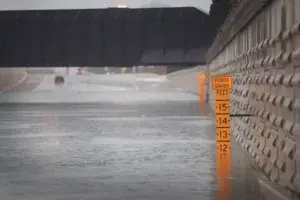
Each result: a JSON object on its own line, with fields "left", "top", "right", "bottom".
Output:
{"left": 216, "top": 115, "right": 231, "bottom": 127}
{"left": 212, "top": 76, "right": 232, "bottom": 90}
{"left": 216, "top": 128, "right": 231, "bottom": 141}
{"left": 215, "top": 89, "right": 230, "bottom": 101}
{"left": 215, "top": 101, "right": 230, "bottom": 114}
{"left": 217, "top": 142, "right": 231, "bottom": 153}
{"left": 213, "top": 75, "right": 232, "bottom": 200}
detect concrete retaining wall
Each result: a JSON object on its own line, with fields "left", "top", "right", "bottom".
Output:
{"left": 167, "top": 66, "right": 208, "bottom": 96}
{"left": 208, "top": 0, "right": 300, "bottom": 199}
{"left": 169, "top": 0, "right": 300, "bottom": 199}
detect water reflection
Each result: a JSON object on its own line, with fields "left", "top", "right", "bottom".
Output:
{"left": 217, "top": 148, "right": 231, "bottom": 200}
{"left": 40, "top": 114, "right": 61, "bottom": 170}
{"left": 0, "top": 103, "right": 264, "bottom": 200}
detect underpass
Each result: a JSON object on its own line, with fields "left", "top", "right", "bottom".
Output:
{"left": 0, "top": 73, "right": 261, "bottom": 200}
{"left": 0, "top": 0, "right": 299, "bottom": 199}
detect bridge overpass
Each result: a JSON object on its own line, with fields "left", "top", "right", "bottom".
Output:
{"left": 0, "top": 0, "right": 299, "bottom": 199}
{"left": 0, "top": 7, "right": 211, "bottom": 67}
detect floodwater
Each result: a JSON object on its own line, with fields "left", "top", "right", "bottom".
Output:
{"left": 0, "top": 73, "right": 262, "bottom": 200}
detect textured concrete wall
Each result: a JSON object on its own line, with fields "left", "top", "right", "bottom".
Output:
{"left": 169, "top": 0, "right": 300, "bottom": 199}
{"left": 207, "top": 0, "right": 300, "bottom": 199}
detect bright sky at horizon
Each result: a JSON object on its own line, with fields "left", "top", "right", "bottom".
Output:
{"left": 0, "top": 0, "right": 212, "bottom": 13}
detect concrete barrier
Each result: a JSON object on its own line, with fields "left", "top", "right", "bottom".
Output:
{"left": 167, "top": 66, "right": 212, "bottom": 115}
{"left": 25, "top": 68, "right": 54, "bottom": 74}
{"left": 167, "top": 66, "right": 207, "bottom": 96}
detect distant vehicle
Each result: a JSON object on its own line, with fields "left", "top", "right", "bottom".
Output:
{"left": 76, "top": 67, "right": 84, "bottom": 75}
{"left": 54, "top": 75, "right": 65, "bottom": 84}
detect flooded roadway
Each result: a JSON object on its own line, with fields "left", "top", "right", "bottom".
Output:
{"left": 0, "top": 73, "right": 262, "bottom": 200}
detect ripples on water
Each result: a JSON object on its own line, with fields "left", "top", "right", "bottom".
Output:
{"left": 0, "top": 103, "right": 262, "bottom": 200}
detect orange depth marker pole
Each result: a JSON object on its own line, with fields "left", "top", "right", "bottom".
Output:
{"left": 212, "top": 75, "right": 232, "bottom": 200}
{"left": 199, "top": 74, "right": 206, "bottom": 115}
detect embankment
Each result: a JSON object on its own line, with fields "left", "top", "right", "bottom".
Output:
{"left": 0, "top": 68, "right": 28, "bottom": 93}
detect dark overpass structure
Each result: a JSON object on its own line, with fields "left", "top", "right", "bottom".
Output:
{"left": 0, "top": 7, "right": 213, "bottom": 67}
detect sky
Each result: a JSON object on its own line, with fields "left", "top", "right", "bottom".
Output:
{"left": 0, "top": 0, "right": 212, "bottom": 13}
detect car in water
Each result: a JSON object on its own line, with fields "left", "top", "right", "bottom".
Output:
{"left": 54, "top": 75, "right": 65, "bottom": 84}
{"left": 76, "top": 67, "right": 84, "bottom": 75}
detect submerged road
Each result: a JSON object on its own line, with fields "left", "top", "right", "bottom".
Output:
{"left": 0, "top": 73, "right": 262, "bottom": 200}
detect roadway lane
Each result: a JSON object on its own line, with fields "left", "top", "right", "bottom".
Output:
{"left": 0, "top": 73, "right": 262, "bottom": 200}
